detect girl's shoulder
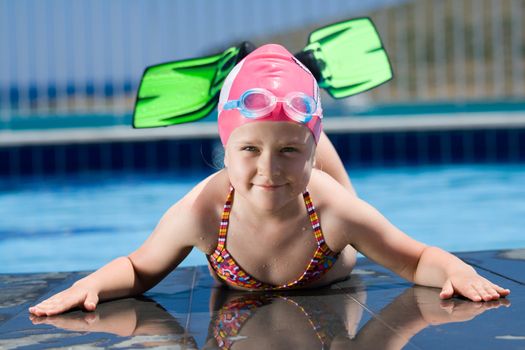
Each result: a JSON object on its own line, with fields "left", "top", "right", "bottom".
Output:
{"left": 306, "top": 170, "right": 363, "bottom": 250}
{"left": 167, "top": 170, "right": 230, "bottom": 251}
{"left": 178, "top": 169, "right": 231, "bottom": 224}
{"left": 307, "top": 169, "right": 357, "bottom": 206}
{"left": 184, "top": 169, "right": 230, "bottom": 204}
{"left": 308, "top": 169, "right": 369, "bottom": 219}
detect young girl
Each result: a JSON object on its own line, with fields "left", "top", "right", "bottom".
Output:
{"left": 29, "top": 44, "right": 509, "bottom": 317}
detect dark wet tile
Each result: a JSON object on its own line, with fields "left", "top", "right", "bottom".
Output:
{"left": 143, "top": 266, "right": 217, "bottom": 346}
{"left": 347, "top": 256, "right": 518, "bottom": 312}
{"left": 145, "top": 266, "right": 215, "bottom": 316}
{"left": 0, "top": 271, "right": 87, "bottom": 330}
{"left": 347, "top": 258, "right": 413, "bottom": 290}
{"left": 409, "top": 291, "right": 522, "bottom": 350}
{"left": 1, "top": 252, "right": 523, "bottom": 349}
{"left": 326, "top": 256, "right": 522, "bottom": 350}
{"left": 2, "top": 298, "right": 198, "bottom": 349}
{"left": 457, "top": 250, "right": 525, "bottom": 284}
{"left": 202, "top": 286, "right": 387, "bottom": 349}
{"left": 147, "top": 266, "right": 199, "bottom": 295}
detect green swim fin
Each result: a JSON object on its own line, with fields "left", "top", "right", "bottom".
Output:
{"left": 133, "top": 42, "right": 255, "bottom": 128}
{"left": 132, "top": 18, "right": 393, "bottom": 128}
{"left": 297, "top": 17, "right": 393, "bottom": 99}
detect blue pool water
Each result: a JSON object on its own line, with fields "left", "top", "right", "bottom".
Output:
{"left": 1, "top": 164, "right": 525, "bottom": 273}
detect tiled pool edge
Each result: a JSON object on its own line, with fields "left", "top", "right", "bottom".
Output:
{"left": 0, "top": 249, "right": 523, "bottom": 349}
{"left": 1, "top": 114, "right": 525, "bottom": 177}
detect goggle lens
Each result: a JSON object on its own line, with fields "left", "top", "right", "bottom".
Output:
{"left": 243, "top": 91, "right": 272, "bottom": 110}
{"left": 288, "top": 94, "right": 316, "bottom": 114}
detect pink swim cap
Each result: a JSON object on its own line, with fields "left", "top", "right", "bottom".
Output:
{"left": 218, "top": 44, "right": 323, "bottom": 145}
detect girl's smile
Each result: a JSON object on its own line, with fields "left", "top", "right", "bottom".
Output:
{"left": 255, "top": 183, "right": 285, "bottom": 190}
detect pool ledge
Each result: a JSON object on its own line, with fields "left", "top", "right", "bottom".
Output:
{"left": 1, "top": 111, "right": 525, "bottom": 147}
{"left": 0, "top": 249, "right": 524, "bottom": 349}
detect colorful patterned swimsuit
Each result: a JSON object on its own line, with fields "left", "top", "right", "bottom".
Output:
{"left": 207, "top": 186, "right": 340, "bottom": 291}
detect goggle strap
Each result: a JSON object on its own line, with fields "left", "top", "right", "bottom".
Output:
{"left": 223, "top": 100, "right": 239, "bottom": 110}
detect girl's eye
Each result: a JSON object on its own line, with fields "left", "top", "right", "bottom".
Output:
{"left": 241, "top": 146, "right": 258, "bottom": 152}
{"left": 281, "top": 147, "right": 297, "bottom": 153}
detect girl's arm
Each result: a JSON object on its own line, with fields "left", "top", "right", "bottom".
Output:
{"left": 330, "top": 181, "right": 510, "bottom": 301}
{"left": 29, "top": 176, "right": 215, "bottom": 317}
{"left": 28, "top": 203, "right": 194, "bottom": 316}
{"left": 315, "top": 131, "right": 356, "bottom": 195}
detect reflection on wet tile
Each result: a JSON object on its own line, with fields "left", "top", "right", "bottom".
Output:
{"left": 203, "top": 286, "right": 429, "bottom": 350}
{"left": 0, "top": 330, "right": 86, "bottom": 350}
{"left": 145, "top": 265, "right": 216, "bottom": 341}
{"left": 147, "top": 266, "right": 198, "bottom": 295}
{"left": 500, "top": 249, "right": 525, "bottom": 261}
{"left": 0, "top": 271, "right": 88, "bottom": 331}
{"left": 334, "top": 257, "right": 523, "bottom": 349}
{"left": 410, "top": 292, "right": 522, "bottom": 349}
{"left": 0, "top": 251, "right": 523, "bottom": 349}
{"left": 12, "top": 298, "right": 198, "bottom": 349}
{"left": 348, "top": 259, "right": 413, "bottom": 290}
{"left": 205, "top": 289, "right": 352, "bottom": 349}
{"left": 0, "top": 272, "right": 75, "bottom": 309}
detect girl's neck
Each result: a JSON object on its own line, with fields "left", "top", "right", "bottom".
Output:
{"left": 232, "top": 190, "right": 306, "bottom": 225}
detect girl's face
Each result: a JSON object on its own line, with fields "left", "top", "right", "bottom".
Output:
{"left": 224, "top": 121, "right": 316, "bottom": 212}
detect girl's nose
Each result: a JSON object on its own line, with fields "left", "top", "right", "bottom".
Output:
{"left": 257, "top": 151, "right": 281, "bottom": 177}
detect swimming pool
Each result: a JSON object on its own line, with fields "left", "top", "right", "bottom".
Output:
{"left": 1, "top": 163, "right": 524, "bottom": 274}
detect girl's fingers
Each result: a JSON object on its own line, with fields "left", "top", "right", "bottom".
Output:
{"left": 29, "top": 302, "right": 67, "bottom": 317}
{"left": 444, "top": 275, "right": 511, "bottom": 302}
{"left": 477, "top": 284, "right": 495, "bottom": 301}
{"left": 484, "top": 285, "right": 502, "bottom": 300}
{"left": 485, "top": 283, "right": 510, "bottom": 300}
{"left": 83, "top": 292, "right": 99, "bottom": 311}
{"left": 439, "top": 280, "right": 454, "bottom": 299}
{"left": 456, "top": 283, "right": 481, "bottom": 302}
{"left": 472, "top": 282, "right": 506, "bottom": 302}
{"left": 493, "top": 284, "right": 511, "bottom": 296}
{"left": 467, "top": 287, "right": 482, "bottom": 302}
{"left": 29, "top": 290, "right": 88, "bottom": 316}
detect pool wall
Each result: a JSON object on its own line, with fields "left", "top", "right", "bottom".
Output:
{"left": 1, "top": 124, "right": 525, "bottom": 177}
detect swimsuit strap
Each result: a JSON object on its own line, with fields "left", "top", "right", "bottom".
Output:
{"left": 218, "top": 188, "right": 318, "bottom": 250}
{"left": 216, "top": 186, "right": 234, "bottom": 252}
{"left": 303, "top": 190, "right": 325, "bottom": 246}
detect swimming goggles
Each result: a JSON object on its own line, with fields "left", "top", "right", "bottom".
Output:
{"left": 222, "top": 88, "right": 321, "bottom": 123}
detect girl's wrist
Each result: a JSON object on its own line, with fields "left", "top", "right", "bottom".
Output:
{"left": 72, "top": 277, "right": 100, "bottom": 295}
{"left": 445, "top": 261, "right": 476, "bottom": 279}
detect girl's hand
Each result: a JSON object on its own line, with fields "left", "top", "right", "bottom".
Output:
{"left": 439, "top": 273, "right": 510, "bottom": 302}
{"left": 28, "top": 283, "right": 99, "bottom": 317}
